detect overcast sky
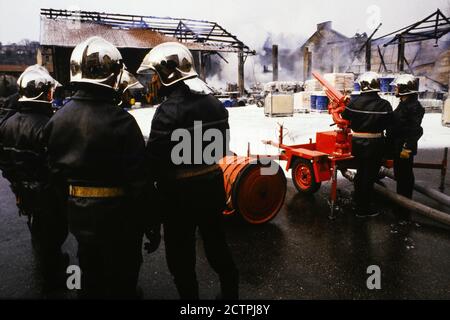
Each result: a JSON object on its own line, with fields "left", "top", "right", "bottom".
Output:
{"left": 1, "top": 0, "right": 449, "bottom": 49}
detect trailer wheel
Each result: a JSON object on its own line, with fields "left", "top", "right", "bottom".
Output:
{"left": 291, "top": 158, "right": 321, "bottom": 194}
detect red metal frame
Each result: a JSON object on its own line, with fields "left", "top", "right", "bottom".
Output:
{"left": 264, "top": 126, "right": 355, "bottom": 217}
{"left": 262, "top": 72, "right": 357, "bottom": 217}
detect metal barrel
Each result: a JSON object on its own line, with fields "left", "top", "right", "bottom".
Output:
{"left": 380, "top": 77, "right": 395, "bottom": 93}
{"left": 316, "top": 95, "right": 329, "bottom": 111}
{"left": 219, "top": 156, "right": 287, "bottom": 224}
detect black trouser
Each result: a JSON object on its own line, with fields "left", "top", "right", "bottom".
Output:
{"left": 352, "top": 137, "right": 385, "bottom": 213}
{"left": 393, "top": 156, "right": 415, "bottom": 199}
{"left": 160, "top": 170, "right": 239, "bottom": 299}
{"left": 68, "top": 195, "right": 143, "bottom": 299}
{"left": 13, "top": 183, "right": 68, "bottom": 283}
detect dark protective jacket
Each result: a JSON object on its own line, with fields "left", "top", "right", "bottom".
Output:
{"left": 0, "top": 93, "right": 20, "bottom": 127}
{"left": 0, "top": 100, "right": 52, "bottom": 183}
{"left": 386, "top": 95, "right": 424, "bottom": 155}
{"left": 0, "top": 100, "right": 58, "bottom": 218}
{"left": 342, "top": 92, "right": 393, "bottom": 133}
{"left": 43, "top": 85, "right": 146, "bottom": 193}
{"left": 342, "top": 92, "right": 393, "bottom": 160}
{"left": 42, "top": 85, "right": 149, "bottom": 227}
{"left": 146, "top": 82, "right": 230, "bottom": 182}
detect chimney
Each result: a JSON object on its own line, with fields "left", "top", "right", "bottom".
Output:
{"left": 317, "top": 21, "right": 332, "bottom": 31}
{"left": 272, "top": 44, "right": 278, "bottom": 81}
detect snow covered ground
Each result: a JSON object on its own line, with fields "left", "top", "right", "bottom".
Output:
{"left": 130, "top": 104, "right": 450, "bottom": 157}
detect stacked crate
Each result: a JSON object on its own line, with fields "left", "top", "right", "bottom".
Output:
{"left": 293, "top": 92, "right": 311, "bottom": 113}
{"left": 264, "top": 93, "right": 294, "bottom": 117}
{"left": 304, "top": 79, "right": 322, "bottom": 92}
{"left": 419, "top": 99, "right": 444, "bottom": 113}
{"left": 323, "top": 73, "right": 355, "bottom": 93}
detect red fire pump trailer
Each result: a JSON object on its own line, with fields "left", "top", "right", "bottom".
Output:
{"left": 263, "top": 71, "right": 390, "bottom": 217}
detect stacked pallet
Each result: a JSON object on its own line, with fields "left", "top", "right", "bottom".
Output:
{"left": 293, "top": 92, "right": 311, "bottom": 113}
{"left": 264, "top": 81, "right": 303, "bottom": 93}
{"left": 304, "top": 79, "right": 322, "bottom": 92}
{"left": 264, "top": 93, "right": 294, "bottom": 117}
{"left": 420, "top": 99, "right": 444, "bottom": 113}
{"left": 323, "top": 73, "right": 355, "bottom": 92}
{"left": 443, "top": 97, "right": 450, "bottom": 127}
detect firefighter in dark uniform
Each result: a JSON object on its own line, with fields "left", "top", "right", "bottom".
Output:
{"left": 43, "top": 37, "right": 148, "bottom": 298}
{"left": 137, "top": 42, "right": 239, "bottom": 299}
{"left": 388, "top": 74, "right": 424, "bottom": 220}
{"left": 117, "top": 68, "right": 143, "bottom": 109}
{"left": 0, "top": 74, "right": 19, "bottom": 126}
{"left": 0, "top": 67, "right": 68, "bottom": 290}
{"left": 342, "top": 72, "right": 393, "bottom": 217}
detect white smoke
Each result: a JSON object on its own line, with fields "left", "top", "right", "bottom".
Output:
{"left": 205, "top": 32, "right": 306, "bottom": 90}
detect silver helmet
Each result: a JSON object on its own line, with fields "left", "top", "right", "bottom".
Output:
{"left": 137, "top": 42, "right": 212, "bottom": 94}
{"left": 390, "top": 74, "right": 419, "bottom": 96}
{"left": 357, "top": 71, "right": 380, "bottom": 92}
{"left": 118, "top": 69, "right": 143, "bottom": 93}
{"left": 70, "top": 36, "right": 124, "bottom": 89}
{"left": 18, "top": 69, "right": 58, "bottom": 103}
{"left": 17, "top": 64, "right": 61, "bottom": 89}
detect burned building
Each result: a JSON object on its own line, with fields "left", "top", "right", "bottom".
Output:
{"left": 300, "top": 10, "right": 450, "bottom": 91}
{"left": 300, "top": 21, "right": 367, "bottom": 81}
{"left": 364, "top": 9, "right": 450, "bottom": 91}
{"left": 38, "top": 8, "right": 255, "bottom": 94}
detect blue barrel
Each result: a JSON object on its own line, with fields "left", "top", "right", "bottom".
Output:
{"left": 354, "top": 82, "right": 361, "bottom": 92}
{"left": 223, "top": 100, "right": 233, "bottom": 108}
{"left": 380, "top": 77, "right": 395, "bottom": 93}
{"left": 316, "top": 95, "right": 329, "bottom": 111}
{"left": 310, "top": 95, "right": 317, "bottom": 110}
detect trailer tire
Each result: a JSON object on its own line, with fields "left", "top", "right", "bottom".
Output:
{"left": 291, "top": 158, "right": 321, "bottom": 194}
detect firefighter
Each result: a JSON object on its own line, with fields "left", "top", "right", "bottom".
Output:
{"left": 43, "top": 37, "right": 149, "bottom": 298}
{"left": 0, "top": 74, "right": 19, "bottom": 126}
{"left": 342, "top": 72, "right": 393, "bottom": 217}
{"left": 137, "top": 42, "right": 239, "bottom": 299}
{"left": 388, "top": 74, "right": 424, "bottom": 220}
{"left": 117, "top": 68, "right": 143, "bottom": 109}
{"left": 0, "top": 66, "right": 68, "bottom": 290}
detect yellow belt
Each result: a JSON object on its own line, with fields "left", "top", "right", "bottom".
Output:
{"left": 175, "top": 164, "right": 220, "bottom": 180}
{"left": 352, "top": 132, "right": 383, "bottom": 138}
{"left": 68, "top": 185, "right": 125, "bottom": 198}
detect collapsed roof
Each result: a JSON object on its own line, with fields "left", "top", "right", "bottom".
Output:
{"left": 40, "top": 8, "right": 255, "bottom": 55}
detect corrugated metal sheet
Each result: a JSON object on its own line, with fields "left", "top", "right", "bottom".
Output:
{"left": 40, "top": 18, "right": 236, "bottom": 52}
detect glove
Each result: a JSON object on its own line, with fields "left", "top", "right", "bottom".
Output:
{"left": 400, "top": 148, "right": 412, "bottom": 159}
{"left": 144, "top": 226, "right": 161, "bottom": 254}
{"left": 343, "top": 95, "right": 351, "bottom": 104}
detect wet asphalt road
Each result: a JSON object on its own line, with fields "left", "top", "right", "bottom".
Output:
{"left": 0, "top": 148, "right": 449, "bottom": 300}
